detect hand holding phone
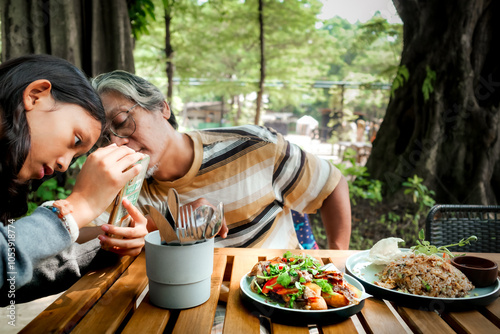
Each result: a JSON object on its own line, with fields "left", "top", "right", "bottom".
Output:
{"left": 107, "top": 155, "right": 150, "bottom": 228}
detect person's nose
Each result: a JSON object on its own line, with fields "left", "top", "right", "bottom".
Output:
{"left": 109, "top": 136, "right": 130, "bottom": 147}
{"left": 55, "top": 153, "right": 72, "bottom": 172}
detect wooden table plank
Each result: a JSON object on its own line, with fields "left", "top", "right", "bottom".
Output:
{"left": 396, "top": 306, "right": 455, "bottom": 334}
{"left": 485, "top": 299, "right": 500, "bottom": 327}
{"left": 443, "top": 310, "right": 500, "bottom": 333}
{"left": 19, "top": 254, "right": 136, "bottom": 334}
{"left": 71, "top": 252, "right": 148, "bottom": 334}
{"left": 223, "top": 254, "right": 261, "bottom": 333}
{"left": 321, "top": 317, "right": 359, "bottom": 333}
{"left": 121, "top": 294, "right": 172, "bottom": 334}
{"left": 19, "top": 249, "right": 500, "bottom": 333}
{"left": 172, "top": 254, "right": 227, "bottom": 334}
{"left": 272, "top": 323, "right": 310, "bottom": 334}
{"left": 359, "top": 298, "right": 408, "bottom": 333}
{"left": 123, "top": 254, "right": 227, "bottom": 334}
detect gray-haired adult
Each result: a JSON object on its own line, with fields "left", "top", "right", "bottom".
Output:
{"left": 91, "top": 70, "right": 351, "bottom": 250}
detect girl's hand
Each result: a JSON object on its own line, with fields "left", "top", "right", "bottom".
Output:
{"left": 98, "top": 199, "right": 148, "bottom": 256}
{"left": 66, "top": 144, "right": 144, "bottom": 227}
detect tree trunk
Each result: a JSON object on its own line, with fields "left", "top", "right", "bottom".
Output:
{"left": 220, "top": 95, "right": 225, "bottom": 127}
{"left": 1, "top": 0, "right": 134, "bottom": 76}
{"left": 236, "top": 94, "right": 242, "bottom": 125}
{"left": 366, "top": 0, "right": 500, "bottom": 205}
{"left": 165, "top": 7, "right": 174, "bottom": 108}
{"left": 89, "top": 0, "right": 135, "bottom": 75}
{"left": 254, "top": 0, "right": 265, "bottom": 125}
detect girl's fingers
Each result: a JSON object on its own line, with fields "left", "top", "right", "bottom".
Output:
{"left": 99, "top": 199, "right": 148, "bottom": 255}
{"left": 101, "top": 222, "right": 147, "bottom": 239}
{"left": 122, "top": 199, "right": 146, "bottom": 225}
{"left": 91, "top": 145, "right": 144, "bottom": 173}
{"left": 104, "top": 246, "right": 143, "bottom": 257}
{"left": 99, "top": 234, "right": 145, "bottom": 250}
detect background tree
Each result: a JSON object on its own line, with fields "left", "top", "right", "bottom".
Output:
{"left": 0, "top": 0, "right": 134, "bottom": 75}
{"left": 135, "top": 0, "right": 329, "bottom": 124}
{"left": 159, "top": 0, "right": 198, "bottom": 108}
{"left": 254, "top": 0, "right": 264, "bottom": 125}
{"left": 366, "top": 0, "right": 500, "bottom": 205}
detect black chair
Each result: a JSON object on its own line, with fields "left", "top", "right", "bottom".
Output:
{"left": 425, "top": 204, "right": 500, "bottom": 253}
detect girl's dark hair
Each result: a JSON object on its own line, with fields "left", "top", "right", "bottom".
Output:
{"left": 0, "top": 54, "right": 105, "bottom": 223}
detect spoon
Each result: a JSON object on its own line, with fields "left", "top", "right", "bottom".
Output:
{"left": 205, "top": 202, "right": 224, "bottom": 239}
{"left": 145, "top": 205, "right": 179, "bottom": 245}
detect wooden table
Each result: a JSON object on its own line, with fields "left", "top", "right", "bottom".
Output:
{"left": 19, "top": 248, "right": 500, "bottom": 333}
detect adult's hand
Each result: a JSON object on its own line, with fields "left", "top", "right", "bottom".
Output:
{"left": 66, "top": 144, "right": 144, "bottom": 227}
{"left": 182, "top": 198, "right": 228, "bottom": 238}
{"left": 98, "top": 199, "right": 148, "bottom": 256}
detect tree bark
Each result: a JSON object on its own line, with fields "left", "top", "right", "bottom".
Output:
{"left": 165, "top": 7, "right": 174, "bottom": 108}
{"left": 1, "top": 0, "right": 134, "bottom": 76}
{"left": 254, "top": 0, "right": 265, "bottom": 125}
{"left": 89, "top": 0, "right": 135, "bottom": 76}
{"left": 366, "top": 0, "right": 500, "bottom": 205}
{"left": 236, "top": 94, "right": 242, "bottom": 125}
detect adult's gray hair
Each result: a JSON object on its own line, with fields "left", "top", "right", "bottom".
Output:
{"left": 91, "top": 70, "right": 178, "bottom": 129}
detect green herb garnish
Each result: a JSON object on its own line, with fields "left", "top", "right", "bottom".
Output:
{"left": 277, "top": 272, "right": 291, "bottom": 287}
{"left": 313, "top": 279, "right": 334, "bottom": 294}
{"left": 411, "top": 229, "right": 477, "bottom": 258}
{"left": 252, "top": 278, "right": 266, "bottom": 295}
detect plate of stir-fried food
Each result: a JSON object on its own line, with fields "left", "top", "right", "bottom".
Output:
{"left": 240, "top": 251, "right": 368, "bottom": 325}
{"left": 345, "top": 234, "right": 500, "bottom": 312}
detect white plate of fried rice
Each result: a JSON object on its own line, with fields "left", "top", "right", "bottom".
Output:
{"left": 345, "top": 249, "right": 500, "bottom": 312}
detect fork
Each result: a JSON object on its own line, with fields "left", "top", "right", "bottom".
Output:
{"left": 177, "top": 205, "right": 201, "bottom": 244}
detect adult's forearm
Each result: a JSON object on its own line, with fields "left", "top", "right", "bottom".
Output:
{"left": 320, "top": 176, "right": 352, "bottom": 249}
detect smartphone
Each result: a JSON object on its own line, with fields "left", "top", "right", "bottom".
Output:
{"left": 107, "top": 155, "right": 150, "bottom": 228}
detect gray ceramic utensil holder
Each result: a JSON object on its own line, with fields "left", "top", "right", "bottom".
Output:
{"left": 145, "top": 230, "right": 214, "bottom": 309}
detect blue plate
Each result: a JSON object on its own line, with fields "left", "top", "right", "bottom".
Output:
{"left": 239, "top": 272, "right": 366, "bottom": 326}
{"left": 345, "top": 250, "right": 500, "bottom": 312}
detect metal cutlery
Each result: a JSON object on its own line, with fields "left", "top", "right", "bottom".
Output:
{"left": 145, "top": 204, "right": 180, "bottom": 245}
{"left": 205, "top": 202, "right": 224, "bottom": 239}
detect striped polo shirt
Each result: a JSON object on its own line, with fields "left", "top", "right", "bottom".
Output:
{"left": 136, "top": 125, "right": 341, "bottom": 249}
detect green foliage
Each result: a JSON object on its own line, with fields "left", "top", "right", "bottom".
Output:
{"left": 390, "top": 64, "right": 409, "bottom": 98}
{"left": 133, "top": 0, "right": 402, "bottom": 123}
{"left": 335, "top": 148, "right": 383, "bottom": 205}
{"left": 402, "top": 175, "right": 436, "bottom": 213}
{"left": 422, "top": 66, "right": 436, "bottom": 101}
{"left": 128, "top": 0, "right": 157, "bottom": 40}
{"left": 349, "top": 14, "right": 403, "bottom": 79}
{"left": 26, "top": 179, "right": 71, "bottom": 216}
{"left": 26, "top": 156, "right": 86, "bottom": 216}
{"left": 310, "top": 164, "right": 437, "bottom": 250}
{"left": 35, "top": 179, "right": 71, "bottom": 201}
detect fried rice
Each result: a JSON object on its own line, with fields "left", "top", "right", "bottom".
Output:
{"left": 375, "top": 253, "right": 474, "bottom": 298}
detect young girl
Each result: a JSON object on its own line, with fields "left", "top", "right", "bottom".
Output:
{"left": 0, "top": 54, "right": 148, "bottom": 292}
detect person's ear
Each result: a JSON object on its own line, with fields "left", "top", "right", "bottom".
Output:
{"left": 161, "top": 101, "right": 171, "bottom": 120}
{"left": 23, "top": 79, "right": 52, "bottom": 111}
